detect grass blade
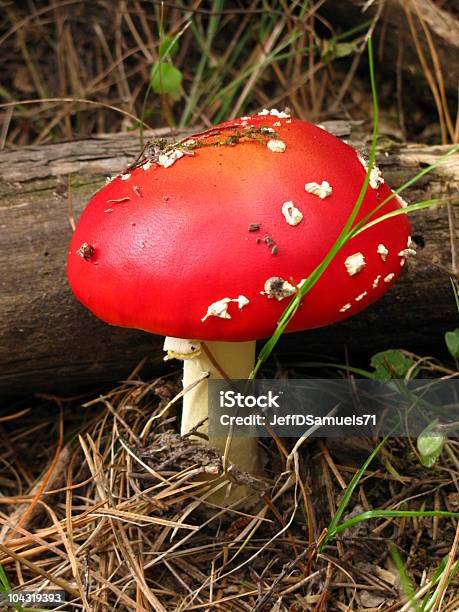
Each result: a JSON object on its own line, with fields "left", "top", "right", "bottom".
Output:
{"left": 318, "top": 437, "right": 387, "bottom": 551}
{"left": 390, "top": 544, "right": 421, "bottom": 612}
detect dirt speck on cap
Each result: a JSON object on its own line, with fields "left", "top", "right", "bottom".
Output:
{"left": 261, "top": 277, "right": 296, "bottom": 301}
{"left": 76, "top": 243, "right": 95, "bottom": 261}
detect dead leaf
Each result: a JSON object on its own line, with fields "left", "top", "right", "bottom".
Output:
{"left": 359, "top": 589, "right": 386, "bottom": 608}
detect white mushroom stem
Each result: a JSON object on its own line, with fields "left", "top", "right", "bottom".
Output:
{"left": 164, "top": 338, "right": 260, "bottom": 476}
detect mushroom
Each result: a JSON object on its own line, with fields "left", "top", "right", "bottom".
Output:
{"left": 67, "top": 111, "right": 411, "bottom": 500}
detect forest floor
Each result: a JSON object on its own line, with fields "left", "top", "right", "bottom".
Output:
{"left": 1, "top": 1, "right": 459, "bottom": 610}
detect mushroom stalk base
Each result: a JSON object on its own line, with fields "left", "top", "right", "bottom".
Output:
{"left": 181, "top": 340, "right": 261, "bottom": 478}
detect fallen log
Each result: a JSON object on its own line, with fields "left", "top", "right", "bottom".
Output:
{"left": 0, "top": 122, "right": 458, "bottom": 395}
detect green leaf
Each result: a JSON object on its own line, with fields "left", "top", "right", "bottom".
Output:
{"left": 417, "top": 424, "right": 446, "bottom": 468}
{"left": 334, "top": 42, "right": 357, "bottom": 58}
{"left": 445, "top": 328, "right": 459, "bottom": 359}
{"left": 321, "top": 39, "right": 357, "bottom": 63}
{"left": 370, "top": 350, "right": 416, "bottom": 380}
{"left": 159, "top": 35, "right": 179, "bottom": 59}
{"left": 150, "top": 62, "right": 183, "bottom": 95}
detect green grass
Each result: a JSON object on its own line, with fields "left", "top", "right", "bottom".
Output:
{"left": 0, "top": 565, "right": 23, "bottom": 612}
{"left": 318, "top": 438, "right": 459, "bottom": 609}
{"left": 318, "top": 436, "right": 387, "bottom": 551}
{"left": 1, "top": 0, "right": 375, "bottom": 145}
{"left": 391, "top": 545, "right": 421, "bottom": 611}
{"left": 451, "top": 278, "right": 459, "bottom": 313}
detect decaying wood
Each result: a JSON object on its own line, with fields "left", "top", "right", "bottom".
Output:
{"left": 0, "top": 122, "right": 458, "bottom": 395}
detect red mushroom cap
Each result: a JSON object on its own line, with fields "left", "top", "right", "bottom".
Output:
{"left": 67, "top": 111, "right": 411, "bottom": 341}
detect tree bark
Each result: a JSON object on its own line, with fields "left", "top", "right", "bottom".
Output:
{"left": 0, "top": 123, "right": 458, "bottom": 395}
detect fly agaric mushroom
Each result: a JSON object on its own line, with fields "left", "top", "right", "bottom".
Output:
{"left": 67, "top": 110, "right": 412, "bottom": 493}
